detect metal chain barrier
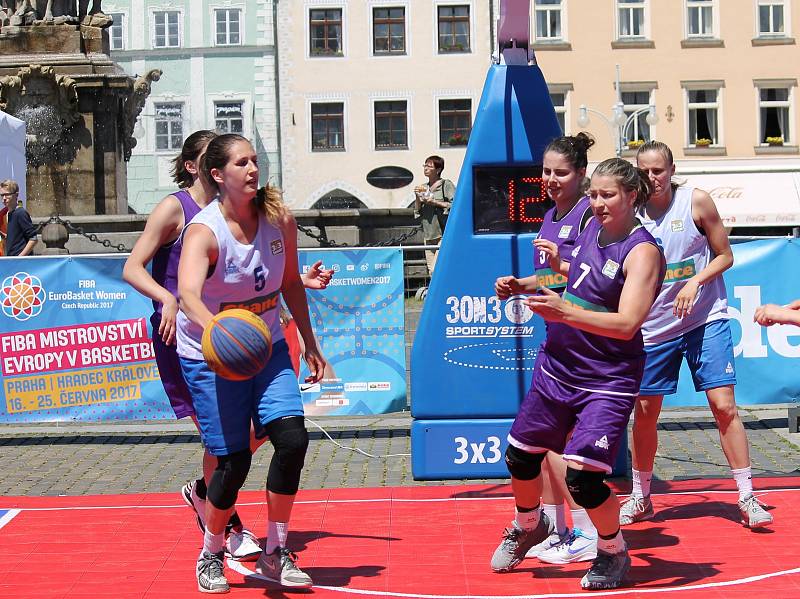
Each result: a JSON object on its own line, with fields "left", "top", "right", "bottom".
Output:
{"left": 296, "top": 222, "right": 422, "bottom": 247}
{"left": 38, "top": 215, "right": 132, "bottom": 253}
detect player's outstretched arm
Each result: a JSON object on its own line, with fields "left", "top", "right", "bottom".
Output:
{"left": 754, "top": 303, "right": 800, "bottom": 327}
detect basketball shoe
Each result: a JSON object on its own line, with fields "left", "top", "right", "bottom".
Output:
{"left": 225, "top": 529, "right": 262, "bottom": 561}
{"left": 491, "top": 513, "right": 554, "bottom": 572}
{"left": 196, "top": 550, "right": 229, "bottom": 594}
{"left": 580, "top": 548, "right": 630, "bottom": 590}
{"left": 619, "top": 494, "right": 654, "bottom": 525}
{"left": 538, "top": 527, "right": 598, "bottom": 564}
{"left": 181, "top": 479, "right": 206, "bottom": 532}
{"left": 738, "top": 494, "right": 773, "bottom": 528}
{"left": 255, "top": 547, "right": 313, "bottom": 588}
{"left": 525, "top": 528, "right": 570, "bottom": 558}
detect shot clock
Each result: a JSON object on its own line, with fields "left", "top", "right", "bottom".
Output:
{"left": 410, "top": 0, "right": 564, "bottom": 480}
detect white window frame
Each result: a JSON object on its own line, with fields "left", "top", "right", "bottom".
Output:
{"left": 534, "top": 0, "right": 565, "bottom": 42}
{"left": 370, "top": 94, "right": 412, "bottom": 151}
{"left": 756, "top": 0, "right": 790, "bottom": 37}
{"left": 615, "top": 0, "right": 649, "bottom": 40}
{"left": 207, "top": 94, "right": 252, "bottom": 138}
{"left": 547, "top": 85, "right": 570, "bottom": 135}
{"left": 151, "top": 99, "right": 186, "bottom": 153}
{"left": 306, "top": 3, "right": 347, "bottom": 59}
{"left": 755, "top": 83, "right": 795, "bottom": 145}
{"left": 368, "top": 1, "right": 410, "bottom": 58}
{"left": 151, "top": 9, "right": 182, "bottom": 48}
{"left": 685, "top": 0, "right": 717, "bottom": 38}
{"left": 621, "top": 88, "right": 656, "bottom": 145}
{"left": 683, "top": 84, "right": 723, "bottom": 147}
{"left": 212, "top": 6, "right": 244, "bottom": 46}
{"left": 434, "top": 94, "right": 475, "bottom": 148}
{"left": 307, "top": 97, "right": 348, "bottom": 152}
{"left": 433, "top": 1, "right": 475, "bottom": 56}
{"left": 108, "top": 11, "right": 127, "bottom": 51}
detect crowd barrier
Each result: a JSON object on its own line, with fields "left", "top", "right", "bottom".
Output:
{"left": 1, "top": 238, "right": 798, "bottom": 424}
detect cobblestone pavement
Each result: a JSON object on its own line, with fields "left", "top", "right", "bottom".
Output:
{"left": 0, "top": 405, "right": 797, "bottom": 497}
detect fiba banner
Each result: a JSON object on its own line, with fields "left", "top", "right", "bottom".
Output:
{"left": 669, "top": 237, "right": 800, "bottom": 406}
{"left": 297, "top": 248, "right": 406, "bottom": 416}
{"left": 0, "top": 256, "right": 173, "bottom": 423}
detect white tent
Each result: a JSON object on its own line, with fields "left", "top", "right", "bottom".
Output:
{"left": 0, "top": 109, "right": 27, "bottom": 207}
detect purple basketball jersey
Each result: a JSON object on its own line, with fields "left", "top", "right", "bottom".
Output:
{"left": 150, "top": 189, "right": 202, "bottom": 314}
{"left": 538, "top": 217, "right": 665, "bottom": 394}
{"left": 534, "top": 196, "right": 591, "bottom": 290}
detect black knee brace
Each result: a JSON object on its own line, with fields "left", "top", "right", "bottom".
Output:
{"left": 565, "top": 467, "right": 611, "bottom": 509}
{"left": 505, "top": 445, "right": 546, "bottom": 480}
{"left": 264, "top": 416, "right": 309, "bottom": 495}
{"left": 207, "top": 449, "right": 252, "bottom": 510}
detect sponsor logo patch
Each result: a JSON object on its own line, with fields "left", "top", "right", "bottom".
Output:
{"left": 601, "top": 259, "right": 620, "bottom": 279}
{"left": 270, "top": 239, "right": 284, "bottom": 255}
{"left": 558, "top": 225, "right": 573, "bottom": 239}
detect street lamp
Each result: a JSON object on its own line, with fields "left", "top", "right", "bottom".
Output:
{"left": 575, "top": 65, "right": 659, "bottom": 156}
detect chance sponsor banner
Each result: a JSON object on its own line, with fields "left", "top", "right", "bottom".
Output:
{"left": 297, "top": 248, "right": 406, "bottom": 415}
{"left": 0, "top": 256, "right": 172, "bottom": 422}
{"left": 669, "top": 238, "right": 800, "bottom": 406}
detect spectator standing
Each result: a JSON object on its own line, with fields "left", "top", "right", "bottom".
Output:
{"left": 1, "top": 179, "right": 37, "bottom": 257}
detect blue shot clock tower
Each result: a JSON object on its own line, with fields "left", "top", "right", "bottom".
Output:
{"left": 410, "top": 1, "right": 562, "bottom": 479}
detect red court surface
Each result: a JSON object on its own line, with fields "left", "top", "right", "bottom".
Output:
{"left": 1, "top": 477, "right": 798, "bottom": 598}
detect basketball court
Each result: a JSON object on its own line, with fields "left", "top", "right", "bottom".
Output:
{"left": 1, "top": 477, "right": 797, "bottom": 598}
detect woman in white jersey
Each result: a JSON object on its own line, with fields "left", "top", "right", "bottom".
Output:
{"left": 177, "top": 134, "right": 326, "bottom": 593}
{"left": 619, "top": 140, "right": 773, "bottom": 530}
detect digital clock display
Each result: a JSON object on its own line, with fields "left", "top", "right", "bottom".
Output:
{"left": 472, "top": 164, "right": 552, "bottom": 234}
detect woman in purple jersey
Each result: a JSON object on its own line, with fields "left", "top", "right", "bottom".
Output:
{"left": 491, "top": 158, "right": 665, "bottom": 591}
{"left": 123, "top": 131, "right": 332, "bottom": 563}
{"left": 495, "top": 133, "right": 598, "bottom": 566}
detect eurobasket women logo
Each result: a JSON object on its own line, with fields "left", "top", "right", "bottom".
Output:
{"left": 1, "top": 272, "right": 46, "bottom": 321}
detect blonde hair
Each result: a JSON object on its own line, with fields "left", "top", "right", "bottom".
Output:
{"left": 0, "top": 179, "right": 19, "bottom": 194}
{"left": 255, "top": 185, "right": 287, "bottom": 225}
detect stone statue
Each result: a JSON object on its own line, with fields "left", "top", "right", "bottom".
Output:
{"left": 0, "top": 0, "right": 108, "bottom": 26}
{"left": 122, "top": 68, "right": 162, "bottom": 161}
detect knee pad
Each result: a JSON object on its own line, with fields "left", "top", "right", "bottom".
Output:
{"left": 207, "top": 449, "right": 252, "bottom": 510}
{"left": 504, "top": 445, "right": 545, "bottom": 480}
{"left": 565, "top": 467, "right": 611, "bottom": 509}
{"left": 265, "top": 416, "right": 309, "bottom": 495}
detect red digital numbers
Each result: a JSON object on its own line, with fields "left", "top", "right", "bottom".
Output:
{"left": 507, "top": 177, "right": 545, "bottom": 223}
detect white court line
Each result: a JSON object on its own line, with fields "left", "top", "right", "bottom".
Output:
{"left": 228, "top": 560, "right": 800, "bottom": 599}
{"left": 0, "top": 509, "right": 20, "bottom": 530}
{"left": 4, "top": 486, "right": 792, "bottom": 512}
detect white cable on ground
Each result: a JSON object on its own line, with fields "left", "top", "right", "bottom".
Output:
{"left": 305, "top": 417, "right": 411, "bottom": 458}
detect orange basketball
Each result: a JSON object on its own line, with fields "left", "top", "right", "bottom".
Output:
{"left": 201, "top": 309, "right": 272, "bottom": 381}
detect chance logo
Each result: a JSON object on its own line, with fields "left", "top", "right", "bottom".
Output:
{"left": 1, "top": 272, "right": 46, "bottom": 322}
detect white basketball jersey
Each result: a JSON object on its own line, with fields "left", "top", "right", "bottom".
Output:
{"left": 176, "top": 200, "right": 286, "bottom": 360}
{"left": 639, "top": 186, "right": 728, "bottom": 345}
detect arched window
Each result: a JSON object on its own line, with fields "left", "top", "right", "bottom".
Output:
{"left": 311, "top": 189, "right": 367, "bottom": 210}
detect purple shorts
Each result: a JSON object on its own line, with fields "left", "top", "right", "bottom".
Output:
{"left": 508, "top": 367, "right": 636, "bottom": 474}
{"left": 151, "top": 312, "right": 195, "bottom": 419}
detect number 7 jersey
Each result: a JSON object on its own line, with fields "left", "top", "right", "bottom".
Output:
{"left": 539, "top": 217, "right": 665, "bottom": 395}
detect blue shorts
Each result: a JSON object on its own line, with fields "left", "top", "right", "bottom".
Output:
{"left": 639, "top": 319, "right": 737, "bottom": 396}
{"left": 179, "top": 340, "right": 304, "bottom": 456}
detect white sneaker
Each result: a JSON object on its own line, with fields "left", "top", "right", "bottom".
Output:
{"left": 225, "top": 529, "right": 262, "bottom": 561}
{"left": 255, "top": 547, "right": 313, "bottom": 588}
{"left": 181, "top": 480, "right": 206, "bottom": 533}
{"left": 538, "top": 528, "right": 598, "bottom": 564}
{"left": 525, "top": 530, "right": 569, "bottom": 558}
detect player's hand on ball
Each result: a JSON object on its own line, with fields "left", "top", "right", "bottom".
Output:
{"left": 525, "top": 286, "right": 567, "bottom": 322}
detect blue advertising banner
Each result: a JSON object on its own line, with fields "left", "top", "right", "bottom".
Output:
{"left": 297, "top": 248, "right": 407, "bottom": 416}
{"left": 669, "top": 238, "right": 800, "bottom": 406}
{"left": 0, "top": 256, "right": 173, "bottom": 422}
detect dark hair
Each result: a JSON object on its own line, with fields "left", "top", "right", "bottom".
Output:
{"left": 171, "top": 130, "right": 218, "bottom": 188}
{"left": 544, "top": 132, "right": 595, "bottom": 171}
{"left": 592, "top": 157, "right": 652, "bottom": 211}
{"left": 425, "top": 155, "right": 445, "bottom": 175}
{"left": 203, "top": 133, "right": 286, "bottom": 224}
{"left": 635, "top": 140, "right": 674, "bottom": 166}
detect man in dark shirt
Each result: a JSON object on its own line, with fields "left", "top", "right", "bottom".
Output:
{"left": 1, "top": 179, "right": 37, "bottom": 257}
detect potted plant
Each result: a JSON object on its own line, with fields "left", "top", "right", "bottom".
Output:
{"left": 694, "top": 138, "right": 712, "bottom": 147}
{"left": 627, "top": 139, "right": 645, "bottom": 149}
{"left": 766, "top": 136, "right": 784, "bottom": 146}
{"left": 447, "top": 133, "right": 469, "bottom": 146}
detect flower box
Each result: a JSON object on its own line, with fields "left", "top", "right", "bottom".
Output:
{"left": 627, "top": 140, "right": 645, "bottom": 149}
{"left": 766, "top": 136, "right": 784, "bottom": 146}
{"left": 694, "top": 138, "right": 712, "bottom": 147}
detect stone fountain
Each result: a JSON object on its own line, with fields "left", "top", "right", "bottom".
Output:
{"left": 0, "top": 1, "right": 160, "bottom": 217}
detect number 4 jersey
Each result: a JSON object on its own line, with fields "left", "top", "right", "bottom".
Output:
{"left": 176, "top": 200, "right": 286, "bottom": 361}
{"left": 538, "top": 216, "right": 665, "bottom": 395}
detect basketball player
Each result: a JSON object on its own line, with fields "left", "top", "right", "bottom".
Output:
{"left": 491, "top": 158, "right": 665, "bottom": 590}
{"left": 619, "top": 141, "right": 773, "bottom": 530}
{"left": 495, "top": 133, "right": 598, "bottom": 565}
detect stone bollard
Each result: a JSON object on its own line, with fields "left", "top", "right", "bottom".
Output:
{"left": 40, "top": 222, "right": 69, "bottom": 255}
